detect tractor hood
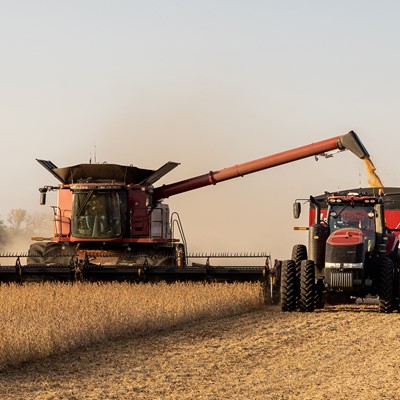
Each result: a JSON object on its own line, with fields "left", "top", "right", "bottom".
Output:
{"left": 327, "top": 228, "right": 365, "bottom": 246}
{"left": 325, "top": 228, "right": 366, "bottom": 267}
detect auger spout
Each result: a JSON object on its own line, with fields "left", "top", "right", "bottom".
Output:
{"left": 153, "top": 130, "right": 369, "bottom": 201}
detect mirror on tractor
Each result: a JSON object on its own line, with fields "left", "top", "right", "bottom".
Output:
{"left": 39, "top": 188, "right": 47, "bottom": 205}
{"left": 293, "top": 201, "right": 301, "bottom": 219}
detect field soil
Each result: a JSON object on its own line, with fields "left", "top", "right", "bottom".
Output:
{"left": 1, "top": 304, "right": 400, "bottom": 400}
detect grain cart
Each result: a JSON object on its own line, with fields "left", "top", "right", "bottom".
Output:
{"left": 0, "top": 131, "right": 369, "bottom": 286}
{"left": 284, "top": 190, "right": 400, "bottom": 313}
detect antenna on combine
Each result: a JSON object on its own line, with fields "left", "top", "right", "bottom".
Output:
{"left": 89, "top": 143, "right": 97, "bottom": 164}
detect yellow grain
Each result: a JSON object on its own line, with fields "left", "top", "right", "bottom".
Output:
{"left": 363, "top": 157, "right": 384, "bottom": 190}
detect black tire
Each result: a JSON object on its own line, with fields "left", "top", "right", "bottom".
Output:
{"left": 315, "top": 278, "right": 325, "bottom": 309}
{"left": 378, "top": 256, "right": 394, "bottom": 313}
{"left": 44, "top": 242, "right": 76, "bottom": 266}
{"left": 27, "top": 242, "right": 47, "bottom": 265}
{"left": 291, "top": 244, "right": 307, "bottom": 265}
{"left": 389, "top": 247, "right": 400, "bottom": 310}
{"left": 291, "top": 244, "right": 307, "bottom": 308}
{"left": 281, "top": 260, "right": 296, "bottom": 312}
{"left": 300, "top": 260, "right": 315, "bottom": 312}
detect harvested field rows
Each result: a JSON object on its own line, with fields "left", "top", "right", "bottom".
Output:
{"left": 1, "top": 283, "right": 400, "bottom": 399}
{"left": 1, "top": 305, "right": 400, "bottom": 399}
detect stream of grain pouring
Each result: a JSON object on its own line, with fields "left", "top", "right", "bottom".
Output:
{"left": 364, "top": 157, "right": 384, "bottom": 192}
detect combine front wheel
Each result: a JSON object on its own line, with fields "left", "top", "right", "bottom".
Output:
{"left": 27, "top": 242, "right": 46, "bottom": 265}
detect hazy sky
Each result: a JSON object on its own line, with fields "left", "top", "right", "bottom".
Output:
{"left": 2, "top": 1, "right": 400, "bottom": 259}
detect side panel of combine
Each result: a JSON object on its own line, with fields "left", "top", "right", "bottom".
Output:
{"left": 151, "top": 204, "right": 170, "bottom": 240}
{"left": 54, "top": 189, "right": 72, "bottom": 237}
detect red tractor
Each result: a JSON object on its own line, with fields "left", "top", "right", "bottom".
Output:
{"left": 283, "top": 189, "right": 400, "bottom": 313}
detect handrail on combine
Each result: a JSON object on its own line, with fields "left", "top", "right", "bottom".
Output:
{"left": 171, "top": 212, "right": 188, "bottom": 260}
{"left": 51, "top": 206, "right": 71, "bottom": 237}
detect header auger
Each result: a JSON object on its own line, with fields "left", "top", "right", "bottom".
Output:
{"left": 0, "top": 131, "right": 369, "bottom": 292}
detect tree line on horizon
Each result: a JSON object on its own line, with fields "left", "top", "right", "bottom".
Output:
{"left": 0, "top": 209, "right": 52, "bottom": 252}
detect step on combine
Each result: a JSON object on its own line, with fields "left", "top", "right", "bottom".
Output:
{"left": 0, "top": 131, "right": 369, "bottom": 293}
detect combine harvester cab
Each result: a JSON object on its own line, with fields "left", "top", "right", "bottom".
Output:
{"left": 0, "top": 131, "right": 370, "bottom": 291}
{"left": 285, "top": 189, "right": 400, "bottom": 313}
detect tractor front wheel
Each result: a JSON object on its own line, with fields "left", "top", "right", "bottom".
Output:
{"left": 291, "top": 244, "right": 307, "bottom": 308}
{"left": 300, "top": 260, "right": 315, "bottom": 312}
{"left": 281, "top": 260, "right": 296, "bottom": 312}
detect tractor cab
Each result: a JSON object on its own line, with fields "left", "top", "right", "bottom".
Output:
{"left": 326, "top": 194, "right": 383, "bottom": 253}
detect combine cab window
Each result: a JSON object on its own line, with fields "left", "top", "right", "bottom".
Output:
{"left": 72, "top": 191, "right": 123, "bottom": 238}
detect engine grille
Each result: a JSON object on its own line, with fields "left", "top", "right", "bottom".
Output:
{"left": 329, "top": 270, "right": 353, "bottom": 289}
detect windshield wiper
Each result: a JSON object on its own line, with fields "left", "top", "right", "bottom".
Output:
{"left": 76, "top": 191, "right": 94, "bottom": 217}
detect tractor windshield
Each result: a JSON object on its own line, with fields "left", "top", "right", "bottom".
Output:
{"left": 328, "top": 204, "right": 376, "bottom": 250}
{"left": 328, "top": 204, "right": 375, "bottom": 232}
{"left": 71, "top": 190, "right": 123, "bottom": 238}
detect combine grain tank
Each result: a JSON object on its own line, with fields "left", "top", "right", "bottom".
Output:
{"left": 0, "top": 131, "right": 369, "bottom": 288}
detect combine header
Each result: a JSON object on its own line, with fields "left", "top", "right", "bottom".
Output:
{"left": 0, "top": 131, "right": 370, "bottom": 288}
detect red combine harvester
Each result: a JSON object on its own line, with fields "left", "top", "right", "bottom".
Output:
{"left": 284, "top": 188, "right": 400, "bottom": 313}
{"left": 0, "top": 131, "right": 369, "bottom": 287}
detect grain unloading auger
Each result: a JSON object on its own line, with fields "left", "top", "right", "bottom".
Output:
{"left": 0, "top": 131, "right": 369, "bottom": 286}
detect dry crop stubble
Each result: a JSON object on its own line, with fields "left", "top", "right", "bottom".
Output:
{"left": 0, "top": 281, "right": 264, "bottom": 369}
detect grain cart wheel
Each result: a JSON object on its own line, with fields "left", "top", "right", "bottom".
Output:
{"left": 300, "top": 260, "right": 315, "bottom": 312}
{"left": 281, "top": 260, "right": 296, "bottom": 311}
{"left": 378, "top": 256, "right": 394, "bottom": 313}
{"left": 291, "top": 244, "right": 307, "bottom": 309}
